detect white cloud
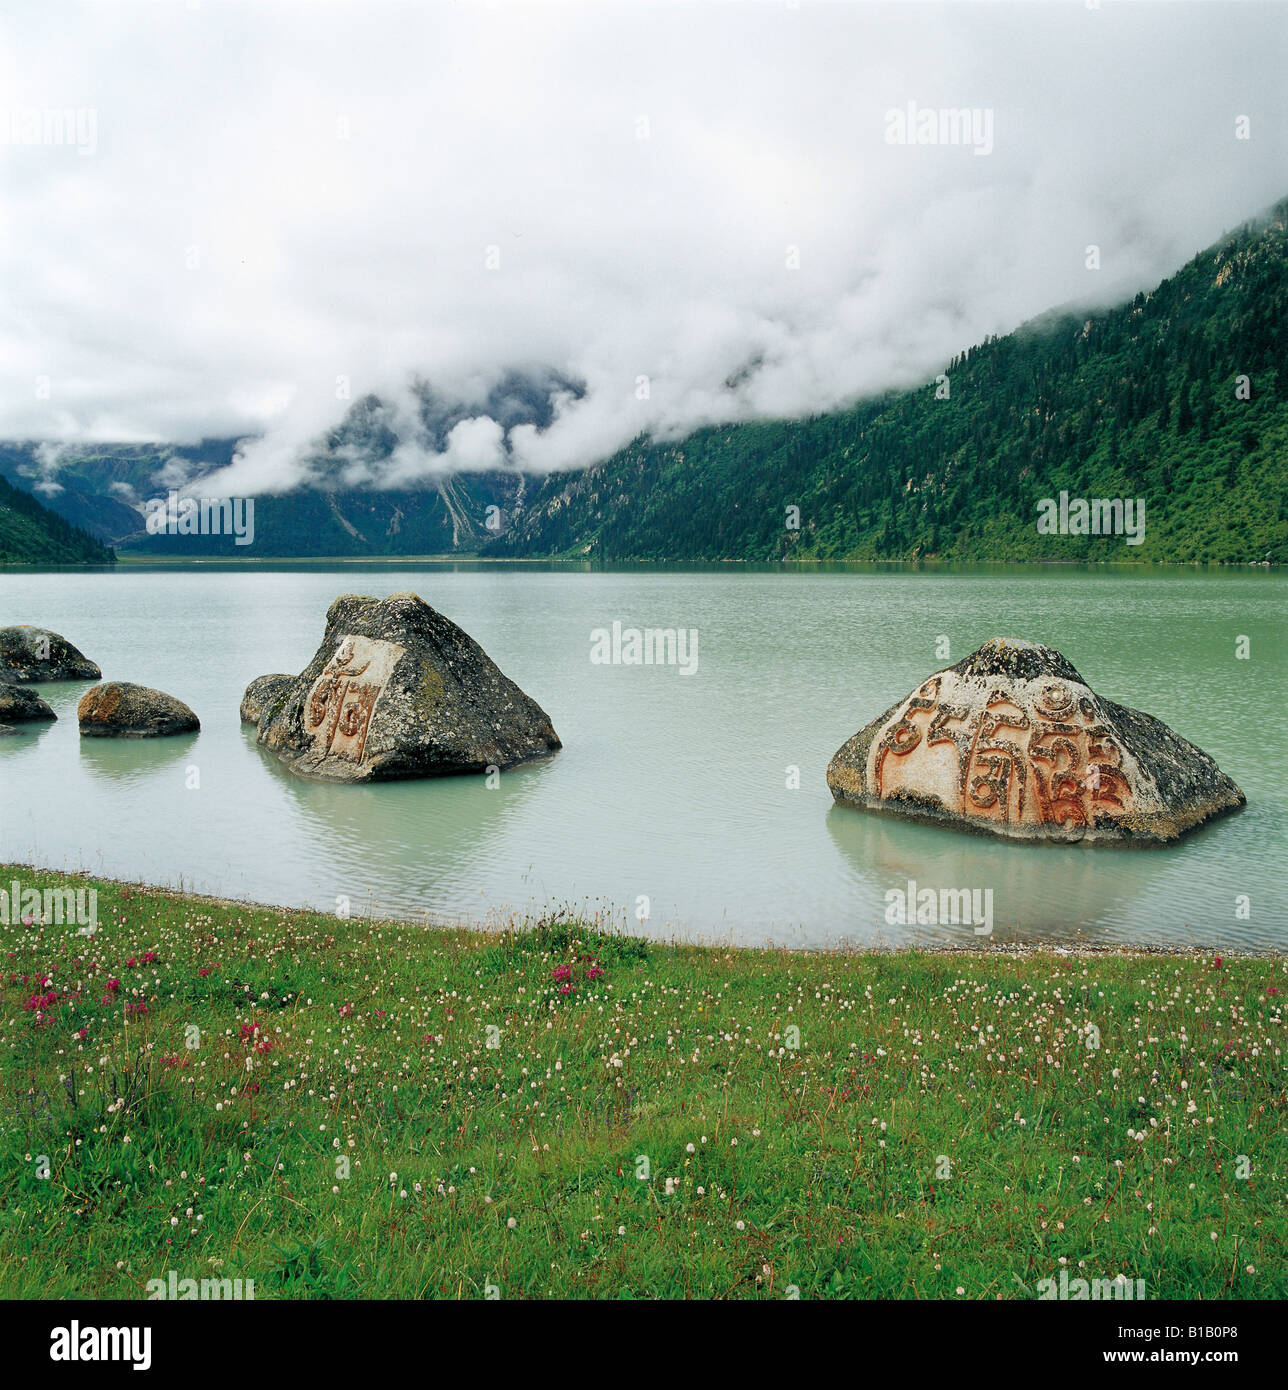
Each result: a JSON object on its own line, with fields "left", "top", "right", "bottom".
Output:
{"left": 1, "top": 0, "right": 1285, "bottom": 494}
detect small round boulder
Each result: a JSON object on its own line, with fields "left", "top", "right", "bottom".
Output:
{"left": 0, "top": 682, "right": 57, "bottom": 723}
{"left": 78, "top": 682, "right": 200, "bottom": 738}
{"left": 0, "top": 625, "right": 100, "bottom": 682}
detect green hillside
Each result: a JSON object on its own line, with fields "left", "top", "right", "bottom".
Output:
{"left": 0, "top": 472, "right": 116, "bottom": 565}
{"left": 6, "top": 202, "right": 1284, "bottom": 565}
{"left": 486, "top": 200, "right": 1288, "bottom": 564}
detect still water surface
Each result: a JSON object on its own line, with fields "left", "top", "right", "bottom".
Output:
{"left": 1, "top": 562, "right": 1283, "bottom": 948}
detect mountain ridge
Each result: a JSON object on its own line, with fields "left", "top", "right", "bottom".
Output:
{"left": 3, "top": 196, "right": 1285, "bottom": 565}
{"left": 481, "top": 197, "right": 1288, "bottom": 565}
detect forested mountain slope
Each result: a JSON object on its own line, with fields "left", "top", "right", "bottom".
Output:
{"left": 485, "top": 201, "right": 1288, "bottom": 564}
{"left": 0, "top": 472, "right": 116, "bottom": 564}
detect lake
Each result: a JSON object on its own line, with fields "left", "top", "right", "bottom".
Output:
{"left": 1, "top": 561, "right": 1283, "bottom": 948}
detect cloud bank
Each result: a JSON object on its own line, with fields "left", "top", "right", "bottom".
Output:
{"left": 2, "top": 0, "right": 1285, "bottom": 496}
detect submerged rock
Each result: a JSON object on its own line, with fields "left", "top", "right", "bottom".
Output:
{"left": 240, "top": 673, "right": 294, "bottom": 727}
{"left": 827, "top": 637, "right": 1244, "bottom": 844}
{"left": 251, "top": 592, "right": 561, "bottom": 782}
{"left": 0, "top": 683, "right": 57, "bottom": 722}
{"left": 0, "top": 626, "right": 100, "bottom": 683}
{"left": 78, "top": 682, "right": 200, "bottom": 738}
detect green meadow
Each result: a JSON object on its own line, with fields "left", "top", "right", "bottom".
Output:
{"left": 1, "top": 865, "right": 1284, "bottom": 1299}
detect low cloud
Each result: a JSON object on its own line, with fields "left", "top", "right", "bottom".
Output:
{"left": 2, "top": 1, "right": 1285, "bottom": 497}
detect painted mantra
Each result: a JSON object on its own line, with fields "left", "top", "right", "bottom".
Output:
{"left": 304, "top": 635, "right": 404, "bottom": 764}
{"left": 871, "top": 673, "right": 1133, "bottom": 830}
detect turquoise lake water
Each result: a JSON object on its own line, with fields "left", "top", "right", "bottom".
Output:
{"left": 0, "top": 561, "right": 1283, "bottom": 948}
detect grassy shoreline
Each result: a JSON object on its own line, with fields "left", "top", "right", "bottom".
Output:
{"left": 2, "top": 864, "right": 1284, "bottom": 1299}
{"left": 109, "top": 553, "right": 1276, "bottom": 568}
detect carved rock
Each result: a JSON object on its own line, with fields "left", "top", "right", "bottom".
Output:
{"left": 827, "top": 637, "right": 1244, "bottom": 844}
{"left": 78, "top": 682, "right": 200, "bottom": 738}
{"left": 250, "top": 592, "right": 561, "bottom": 781}
{"left": 0, "top": 626, "right": 100, "bottom": 683}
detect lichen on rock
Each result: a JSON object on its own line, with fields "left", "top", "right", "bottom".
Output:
{"left": 0, "top": 626, "right": 100, "bottom": 683}
{"left": 248, "top": 591, "right": 561, "bottom": 782}
{"left": 78, "top": 682, "right": 200, "bottom": 738}
{"left": 239, "top": 674, "right": 295, "bottom": 727}
{"left": 827, "top": 637, "right": 1244, "bottom": 844}
{"left": 0, "top": 683, "right": 57, "bottom": 723}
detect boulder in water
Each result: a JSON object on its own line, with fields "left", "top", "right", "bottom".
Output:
{"left": 251, "top": 592, "right": 561, "bottom": 781}
{"left": 0, "top": 683, "right": 57, "bottom": 722}
{"left": 78, "top": 682, "right": 200, "bottom": 738}
{"left": 0, "top": 626, "right": 100, "bottom": 682}
{"left": 827, "top": 637, "right": 1244, "bottom": 843}
{"left": 240, "top": 673, "right": 294, "bottom": 727}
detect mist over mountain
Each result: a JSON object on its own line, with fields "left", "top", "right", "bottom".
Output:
{"left": 3, "top": 0, "right": 1286, "bottom": 504}
{"left": 3, "top": 3, "right": 1286, "bottom": 564}
{"left": 3, "top": 197, "right": 1286, "bottom": 564}
{"left": 481, "top": 200, "right": 1288, "bottom": 565}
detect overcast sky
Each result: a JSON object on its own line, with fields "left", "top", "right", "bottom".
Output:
{"left": 2, "top": 0, "right": 1286, "bottom": 494}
